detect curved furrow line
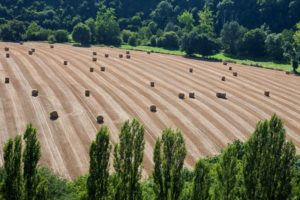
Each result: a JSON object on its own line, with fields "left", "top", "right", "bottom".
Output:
{"left": 165, "top": 55, "right": 300, "bottom": 106}
{"left": 7, "top": 49, "right": 74, "bottom": 178}
{"left": 47, "top": 47, "right": 201, "bottom": 168}
{"left": 10, "top": 48, "right": 94, "bottom": 178}
{"left": 35, "top": 47, "right": 161, "bottom": 172}
{"left": 2, "top": 49, "right": 63, "bottom": 173}
{"left": 131, "top": 53, "right": 300, "bottom": 142}
{"left": 159, "top": 53, "right": 300, "bottom": 95}
{"left": 62, "top": 47, "right": 225, "bottom": 157}
{"left": 111, "top": 52, "right": 254, "bottom": 138}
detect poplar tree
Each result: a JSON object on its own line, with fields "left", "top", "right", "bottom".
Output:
{"left": 243, "top": 114, "right": 296, "bottom": 200}
{"left": 192, "top": 159, "right": 211, "bottom": 200}
{"left": 2, "top": 136, "right": 23, "bottom": 200}
{"left": 212, "top": 141, "right": 245, "bottom": 200}
{"left": 23, "top": 123, "right": 41, "bottom": 200}
{"left": 113, "top": 119, "right": 145, "bottom": 200}
{"left": 153, "top": 128, "right": 187, "bottom": 200}
{"left": 87, "top": 126, "right": 111, "bottom": 200}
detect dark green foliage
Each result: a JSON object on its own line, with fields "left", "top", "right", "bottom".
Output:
{"left": 0, "top": 20, "right": 26, "bottom": 41}
{"left": 150, "top": 36, "right": 157, "bottom": 46}
{"left": 53, "top": 29, "right": 69, "bottom": 43}
{"left": 192, "top": 160, "right": 211, "bottom": 200}
{"left": 181, "top": 31, "right": 220, "bottom": 56}
{"left": 95, "top": 8, "right": 121, "bottom": 46}
{"left": 87, "top": 126, "right": 111, "bottom": 200}
{"left": 2, "top": 136, "right": 23, "bottom": 200}
{"left": 113, "top": 119, "right": 145, "bottom": 200}
{"left": 157, "top": 31, "right": 179, "bottom": 49}
{"left": 72, "top": 23, "right": 91, "bottom": 46}
{"left": 26, "top": 22, "right": 49, "bottom": 41}
{"left": 153, "top": 129, "right": 187, "bottom": 200}
{"left": 128, "top": 35, "right": 138, "bottom": 46}
{"left": 241, "top": 28, "right": 267, "bottom": 57}
{"left": 265, "top": 33, "right": 284, "bottom": 60}
{"left": 23, "top": 123, "right": 41, "bottom": 200}
{"left": 212, "top": 141, "right": 245, "bottom": 200}
{"left": 221, "top": 21, "right": 247, "bottom": 54}
{"left": 243, "top": 114, "right": 296, "bottom": 200}
{"left": 292, "top": 60, "right": 299, "bottom": 72}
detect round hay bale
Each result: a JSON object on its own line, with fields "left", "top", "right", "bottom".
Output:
{"left": 64, "top": 61, "right": 68, "bottom": 65}
{"left": 189, "top": 68, "right": 193, "bottom": 73}
{"left": 229, "top": 66, "right": 233, "bottom": 71}
{"left": 101, "top": 66, "right": 106, "bottom": 72}
{"left": 216, "top": 92, "right": 226, "bottom": 99}
{"left": 6, "top": 53, "right": 10, "bottom": 58}
{"left": 178, "top": 93, "right": 185, "bottom": 99}
{"left": 126, "top": 55, "right": 131, "bottom": 59}
{"left": 85, "top": 90, "right": 90, "bottom": 97}
{"left": 93, "top": 52, "right": 97, "bottom": 56}
{"left": 31, "top": 48, "right": 35, "bottom": 53}
{"left": 221, "top": 76, "right": 226, "bottom": 81}
{"left": 50, "top": 111, "right": 58, "bottom": 120}
{"left": 28, "top": 50, "right": 33, "bottom": 55}
{"left": 233, "top": 72, "right": 238, "bottom": 77}
{"left": 105, "top": 54, "right": 109, "bottom": 58}
{"left": 150, "top": 105, "right": 157, "bottom": 112}
{"left": 189, "top": 92, "right": 195, "bottom": 99}
{"left": 50, "top": 45, "right": 54, "bottom": 48}
{"left": 90, "top": 67, "right": 94, "bottom": 72}
{"left": 97, "top": 115, "right": 104, "bottom": 124}
{"left": 126, "top": 51, "right": 130, "bottom": 55}
{"left": 93, "top": 57, "right": 97, "bottom": 62}
{"left": 223, "top": 61, "right": 228, "bottom": 65}
{"left": 119, "top": 54, "right": 123, "bottom": 58}
{"left": 264, "top": 91, "right": 270, "bottom": 97}
{"left": 4, "top": 77, "right": 9, "bottom": 84}
{"left": 150, "top": 82, "right": 155, "bottom": 87}
{"left": 32, "top": 89, "right": 38, "bottom": 97}
{"left": 4, "top": 47, "right": 9, "bottom": 51}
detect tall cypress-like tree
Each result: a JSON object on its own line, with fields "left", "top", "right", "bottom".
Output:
{"left": 23, "top": 123, "right": 41, "bottom": 200}
{"left": 211, "top": 141, "right": 245, "bottom": 200}
{"left": 153, "top": 128, "right": 187, "bottom": 200}
{"left": 192, "top": 159, "right": 211, "bottom": 200}
{"left": 2, "top": 136, "right": 23, "bottom": 200}
{"left": 243, "top": 114, "right": 296, "bottom": 200}
{"left": 113, "top": 119, "right": 145, "bottom": 200}
{"left": 87, "top": 126, "right": 111, "bottom": 200}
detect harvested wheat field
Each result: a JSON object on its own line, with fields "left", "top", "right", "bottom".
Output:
{"left": 0, "top": 42, "right": 300, "bottom": 179}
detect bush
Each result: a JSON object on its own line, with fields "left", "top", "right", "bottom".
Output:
{"left": 53, "top": 29, "right": 69, "bottom": 43}
{"left": 48, "top": 35, "right": 56, "bottom": 43}
{"left": 128, "top": 35, "right": 137, "bottom": 46}
{"left": 150, "top": 36, "right": 157, "bottom": 46}
{"left": 265, "top": 33, "right": 284, "bottom": 60}
{"left": 0, "top": 20, "right": 26, "bottom": 41}
{"left": 26, "top": 22, "right": 49, "bottom": 41}
{"left": 181, "top": 30, "right": 220, "bottom": 56}
{"left": 72, "top": 22, "right": 91, "bottom": 45}
{"left": 241, "top": 28, "right": 267, "bottom": 57}
{"left": 157, "top": 31, "right": 179, "bottom": 49}
{"left": 220, "top": 21, "right": 247, "bottom": 55}
{"left": 122, "top": 30, "right": 134, "bottom": 43}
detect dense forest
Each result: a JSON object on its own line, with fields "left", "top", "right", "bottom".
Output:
{"left": 0, "top": 0, "right": 300, "bottom": 71}
{"left": 0, "top": 115, "right": 299, "bottom": 200}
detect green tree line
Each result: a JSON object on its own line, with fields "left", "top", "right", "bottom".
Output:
{"left": 0, "top": 115, "right": 300, "bottom": 200}
{"left": 1, "top": 1, "right": 300, "bottom": 72}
